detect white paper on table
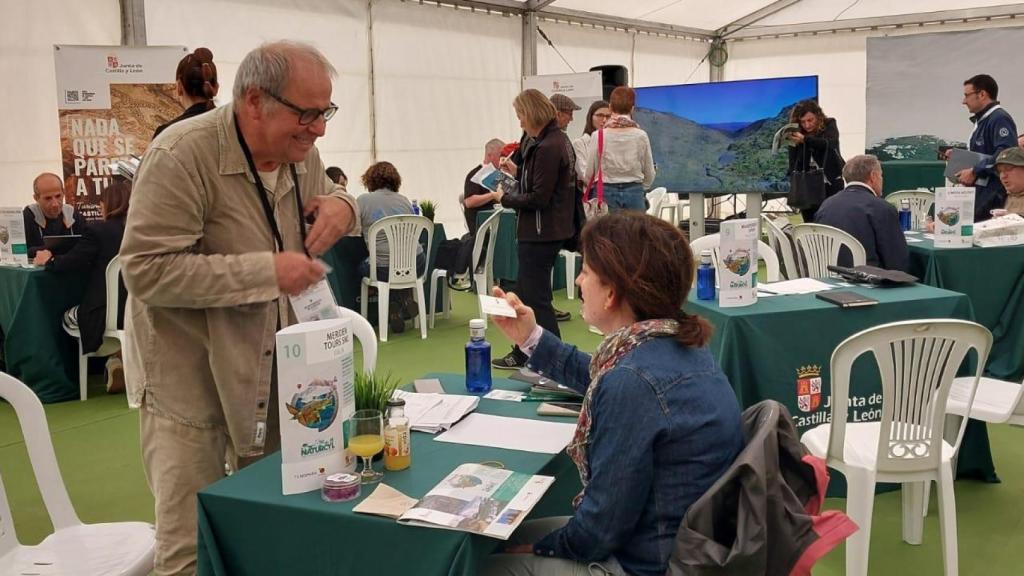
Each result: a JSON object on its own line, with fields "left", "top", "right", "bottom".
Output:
{"left": 434, "top": 413, "right": 576, "bottom": 454}
{"left": 922, "top": 234, "right": 935, "bottom": 240}
{"left": 757, "top": 278, "right": 836, "bottom": 295}
{"left": 483, "top": 390, "right": 525, "bottom": 402}
{"left": 392, "top": 390, "right": 479, "bottom": 433}
{"left": 479, "top": 295, "right": 517, "bottom": 317}
{"left": 905, "top": 237, "right": 922, "bottom": 243}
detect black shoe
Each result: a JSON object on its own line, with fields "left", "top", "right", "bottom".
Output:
{"left": 554, "top": 308, "right": 571, "bottom": 322}
{"left": 388, "top": 309, "right": 406, "bottom": 334}
{"left": 492, "top": 349, "right": 527, "bottom": 370}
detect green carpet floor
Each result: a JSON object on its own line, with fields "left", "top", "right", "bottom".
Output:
{"left": 2, "top": 289, "right": 1024, "bottom": 574}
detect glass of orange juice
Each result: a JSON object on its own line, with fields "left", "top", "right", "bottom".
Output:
{"left": 347, "top": 409, "right": 384, "bottom": 484}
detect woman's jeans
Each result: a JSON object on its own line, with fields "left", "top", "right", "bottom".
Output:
{"left": 479, "top": 517, "right": 626, "bottom": 576}
{"left": 603, "top": 182, "right": 646, "bottom": 212}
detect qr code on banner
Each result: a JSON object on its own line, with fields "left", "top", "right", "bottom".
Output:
{"left": 65, "top": 90, "right": 79, "bottom": 103}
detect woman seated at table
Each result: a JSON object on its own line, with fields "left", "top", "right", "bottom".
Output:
{"left": 33, "top": 178, "right": 130, "bottom": 392}
{"left": 482, "top": 212, "right": 743, "bottom": 576}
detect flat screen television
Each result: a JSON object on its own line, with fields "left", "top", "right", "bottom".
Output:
{"left": 634, "top": 75, "right": 818, "bottom": 194}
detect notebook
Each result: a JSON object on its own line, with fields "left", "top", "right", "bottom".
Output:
{"left": 815, "top": 291, "right": 878, "bottom": 308}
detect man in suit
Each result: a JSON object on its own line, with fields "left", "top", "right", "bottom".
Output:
{"left": 815, "top": 154, "right": 909, "bottom": 271}
{"left": 23, "top": 172, "right": 83, "bottom": 258}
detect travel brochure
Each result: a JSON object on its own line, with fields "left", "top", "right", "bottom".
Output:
{"left": 718, "top": 218, "right": 759, "bottom": 307}
{"left": 934, "top": 187, "right": 974, "bottom": 248}
{"left": 470, "top": 163, "right": 520, "bottom": 196}
{"left": 0, "top": 207, "right": 28, "bottom": 266}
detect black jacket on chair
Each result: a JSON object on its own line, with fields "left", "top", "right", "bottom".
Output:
{"left": 47, "top": 218, "right": 127, "bottom": 353}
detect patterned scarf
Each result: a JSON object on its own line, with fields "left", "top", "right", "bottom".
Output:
{"left": 566, "top": 318, "right": 680, "bottom": 508}
{"left": 604, "top": 114, "right": 639, "bottom": 129}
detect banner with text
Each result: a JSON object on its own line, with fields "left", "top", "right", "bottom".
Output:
{"left": 523, "top": 72, "right": 602, "bottom": 140}
{"left": 54, "top": 45, "right": 186, "bottom": 219}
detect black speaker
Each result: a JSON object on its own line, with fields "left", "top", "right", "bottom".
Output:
{"left": 590, "top": 65, "right": 628, "bottom": 100}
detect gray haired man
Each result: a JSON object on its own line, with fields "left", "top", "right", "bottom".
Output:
{"left": 120, "top": 41, "right": 359, "bottom": 575}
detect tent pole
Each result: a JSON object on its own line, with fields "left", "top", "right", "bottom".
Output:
{"left": 120, "top": 0, "right": 147, "bottom": 46}
{"left": 522, "top": 10, "right": 538, "bottom": 79}
{"left": 367, "top": 0, "right": 378, "bottom": 162}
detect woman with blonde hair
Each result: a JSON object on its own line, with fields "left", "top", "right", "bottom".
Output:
{"left": 584, "top": 87, "right": 655, "bottom": 212}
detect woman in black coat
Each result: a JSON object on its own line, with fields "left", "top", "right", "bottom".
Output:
{"left": 787, "top": 99, "right": 845, "bottom": 223}
{"left": 492, "top": 89, "right": 576, "bottom": 369}
{"left": 33, "top": 179, "right": 130, "bottom": 390}
{"left": 153, "top": 47, "right": 219, "bottom": 139}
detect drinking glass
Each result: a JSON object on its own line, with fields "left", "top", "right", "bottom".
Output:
{"left": 347, "top": 409, "right": 384, "bottom": 484}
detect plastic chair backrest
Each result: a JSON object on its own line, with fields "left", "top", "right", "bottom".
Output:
{"left": 336, "top": 306, "right": 377, "bottom": 374}
{"left": 826, "top": 320, "right": 991, "bottom": 474}
{"left": 761, "top": 215, "right": 801, "bottom": 279}
{"left": 0, "top": 373, "right": 81, "bottom": 538}
{"left": 104, "top": 255, "right": 122, "bottom": 334}
{"left": 886, "top": 190, "right": 935, "bottom": 231}
{"left": 791, "top": 223, "right": 866, "bottom": 277}
{"left": 688, "top": 233, "right": 781, "bottom": 283}
{"left": 366, "top": 215, "right": 433, "bottom": 287}
{"left": 473, "top": 209, "right": 503, "bottom": 289}
{"left": 646, "top": 187, "right": 667, "bottom": 217}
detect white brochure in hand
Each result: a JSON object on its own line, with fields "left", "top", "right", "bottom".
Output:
{"left": 479, "top": 295, "right": 517, "bottom": 317}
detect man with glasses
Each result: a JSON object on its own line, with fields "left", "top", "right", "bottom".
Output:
{"left": 120, "top": 40, "right": 358, "bottom": 576}
{"left": 955, "top": 74, "right": 1018, "bottom": 221}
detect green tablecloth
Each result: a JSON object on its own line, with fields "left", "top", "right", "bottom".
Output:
{"left": 686, "top": 282, "right": 996, "bottom": 483}
{"left": 881, "top": 160, "right": 945, "bottom": 195}
{"left": 476, "top": 210, "right": 575, "bottom": 290}
{"left": 196, "top": 375, "right": 581, "bottom": 576}
{"left": 908, "top": 237, "right": 1024, "bottom": 382}
{"left": 0, "top": 266, "right": 87, "bottom": 403}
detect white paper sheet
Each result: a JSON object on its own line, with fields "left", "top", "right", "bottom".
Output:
{"left": 434, "top": 413, "right": 576, "bottom": 454}
{"left": 756, "top": 278, "right": 836, "bottom": 295}
{"left": 479, "top": 295, "right": 517, "bottom": 317}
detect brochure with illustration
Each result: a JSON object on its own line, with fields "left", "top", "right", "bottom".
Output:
{"left": 471, "top": 164, "right": 520, "bottom": 196}
{"left": 718, "top": 218, "right": 759, "bottom": 308}
{"left": 0, "top": 207, "right": 29, "bottom": 266}
{"left": 934, "top": 187, "right": 974, "bottom": 248}
{"left": 396, "top": 463, "right": 554, "bottom": 540}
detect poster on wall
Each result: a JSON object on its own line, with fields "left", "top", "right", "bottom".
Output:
{"left": 54, "top": 45, "right": 187, "bottom": 220}
{"left": 866, "top": 28, "right": 1024, "bottom": 161}
{"left": 523, "top": 72, "right": 602, "bottom": 140}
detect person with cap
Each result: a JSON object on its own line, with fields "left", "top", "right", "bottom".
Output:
{"left": 953, "top": 74, "right": 1017, "bottom": 222}
{"left": 584, "top": 86, "right": 655, "bottom": 212}
{"left": 994, "top": 146, "right": 1024, "bottom": 215}
{"left": 814, "top": 154, "right": 909, "bottom": 271}
{"left": 549, "top": 93, "right": 581, "bottom": 132}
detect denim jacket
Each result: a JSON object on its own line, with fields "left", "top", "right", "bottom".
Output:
{"left": 529, "top": 330, "right": 743, "bottom": 576}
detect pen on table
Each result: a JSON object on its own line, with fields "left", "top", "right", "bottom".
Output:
{"left": 522, "top": 395, "right": 579, "bottom": 403}
{"left": 757, "top": 287, "right": 779, "bottom": 295}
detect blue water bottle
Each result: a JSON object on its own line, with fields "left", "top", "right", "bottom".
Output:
{"left": 411, "top": 200, "right": 421, "bottom": 216}
{"left": 696, "top": 250, "right": 716, "bottom": 301}
{"left": 465, "top": 319, "right": 492, "bottom": 394}
{"left": 899, "top": 199, "right": 912, "bottom": 231}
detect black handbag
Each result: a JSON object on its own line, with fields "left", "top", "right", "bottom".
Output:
{"left": 787, "top": 144, "right": 829, "bottom": 209}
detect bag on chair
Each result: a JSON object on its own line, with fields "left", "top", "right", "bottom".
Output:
{"left": 583, "top": 128, "right": 609, "bottom": 221}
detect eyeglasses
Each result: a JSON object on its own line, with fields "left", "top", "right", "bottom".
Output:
{"left": 593, "top": 112, "right": 612, "bottom": 118}
{"left": 266, "top": 91, "right": 338, "bottom": 125}
{"left": 963, "top": 91, "right": 980, "bottom": 98}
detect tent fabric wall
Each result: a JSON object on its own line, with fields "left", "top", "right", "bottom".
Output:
{"left": 1, "top": 0, "right": 120, "bottom": 208}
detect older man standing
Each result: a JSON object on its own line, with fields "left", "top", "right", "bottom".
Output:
{"left": 120, "top": 41, "right": 358, "bottom": 575}
{"left": 23, "top": 172, "right": 82, "bottom": 259}
{"left": 815, "top": 154, "right": 908, "bottom": 271}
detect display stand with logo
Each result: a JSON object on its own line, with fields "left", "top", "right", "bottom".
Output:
{"left": 0, "top": 208, "right": 28, "bottom": 266}
{"left": 934, "top": 187, "right": 975, "bottom": 248}
{"left": 718, "top": 218, "right": 759, "bottom": 307}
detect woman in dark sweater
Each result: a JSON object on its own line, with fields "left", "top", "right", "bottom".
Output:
{"left": 153, "top": 47, "right": 219, "bottom": 138}
{"left": 787, "top": 99, "right": 845, "bottom": 223}
{"left": 33, "top": 179, "right": 131, "bottom": 391}
{"left": 492, "top": 89, "right": 576, "bottom": 369}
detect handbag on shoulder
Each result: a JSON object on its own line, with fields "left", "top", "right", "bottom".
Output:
{"left": 787, "top": 144, "right": 829, "bottom": 209}
{"left": 583, "top": 129, "right": 609, "bottom": 221}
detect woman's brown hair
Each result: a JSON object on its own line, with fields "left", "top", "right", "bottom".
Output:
{"left": 609, "top": 86, "right": 636, "bottom": 115}
{"left": 790, "top": 99, "right": 827, "bottom": 135}
{"left": 102, "top": 178, "right": 132, "bottom": 219}
{"left": 581, "top": 212, "right": 711, "bottom": 347}
{"left": 176, "top": 47, "right": 218, "bottom": 111}
{"left": 361, "top": 161, "right": 402, "bottom": 192}
{"left": 584, "top": 100, "right": 609, "bottom": 136}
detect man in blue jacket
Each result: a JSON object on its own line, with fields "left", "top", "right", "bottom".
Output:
{"left": 816, "top": 154, "right": 909, "bottom": 271}
{"left": 955, "top": 74, "right": 1018, "bottom": 222}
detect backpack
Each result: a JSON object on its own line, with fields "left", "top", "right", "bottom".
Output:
{"left": 434, "top": 234, "right": 476, "bottom": 290}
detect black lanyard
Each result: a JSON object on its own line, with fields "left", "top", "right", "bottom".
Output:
{"left": 233, "top": 116, "right": 309, "bottom": 256}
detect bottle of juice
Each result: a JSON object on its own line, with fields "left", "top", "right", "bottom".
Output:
{"left": 383, "top": 398, "right": 411, "bottom": 471}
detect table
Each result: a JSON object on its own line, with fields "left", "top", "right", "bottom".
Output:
{"left": 881, "top": 160, "right": 945, "bottom": 196}
{"left": 907, "top": 237, "right": 1024, "bottom": 382}
{"left": 0, "top": 266, "right": 87, "bottom": 403}
{"left": 196, "top": 375, "right": 581, "bottom": 576}
{"left": 686, "top": 282, "right": 996, "bottom": 482}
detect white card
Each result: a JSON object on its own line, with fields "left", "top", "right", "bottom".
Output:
{"left": 479, "top": 295, "right": 517, "bottom": 317}
{"left": 289, "top": 278, "right": 340, "bottom": 323}
{"left": 483, "top": 390, "right": 525, "bottom": 402}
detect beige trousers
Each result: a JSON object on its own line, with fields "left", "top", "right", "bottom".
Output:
{"left": 141, "top": 393, "right": 280, "bottom": 576}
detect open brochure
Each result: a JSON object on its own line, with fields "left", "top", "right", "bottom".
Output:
{"left": 391, "top": 390, "right": 479, "bottom": 434}
{"left": 771, "top": 123, "right": 801, "bottom": 154}
{"left": 470, "top": 163, "right": 520, "bottom": 196}
{"left": 397, "top": 463, "right": 554, "bottom": 540}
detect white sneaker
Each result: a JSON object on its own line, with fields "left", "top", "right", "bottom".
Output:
{"left": 588, "top": 326, "right": 603, "bottom": 335}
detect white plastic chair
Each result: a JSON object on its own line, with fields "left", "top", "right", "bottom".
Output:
{"left": 791, "top": 223, "right": 866, "bottom": 278}
{"left": 360, "top": 215, "right": 433, "bottom": 342}
{"left": 0, "top": 372, "right": 155, "bottom": 575}
{"left": 947, "top": 374, "right": 1024, "bottom": 425}
{"left": 659, "top": 191, "right": 685, "bottom": 227}
{"left": 761, "top": 214, "right": 801, "bottom": 279}
{"left": 428, "top": 268, "right": 452, "bottom": 329}
{"left": 473, "top": 209, "right": 504, "bottom": 328}
{"left": 335, "top": 306, "right": 377, "bottom": 374}
{"left": 800, "top": 319, "right": 992, "bottom": 576}
{"left": 887, "top": 190, "right": 935, "bottom": 231}
{"left": 64, "top": 256, "right": 125, "bottom": 401}
{"left": 688, "top": 233, "right": 781, "bottom": 286}
{"left": 646, "top": 187, "right": 667, "bottom": 217}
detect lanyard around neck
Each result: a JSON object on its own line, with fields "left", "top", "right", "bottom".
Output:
{"left": 233, "top": 115, "right": 308, "bottom": 255}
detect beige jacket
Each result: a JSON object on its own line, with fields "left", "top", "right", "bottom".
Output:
{"left": 120, "top": 103, "right": 359, "bottom": 457}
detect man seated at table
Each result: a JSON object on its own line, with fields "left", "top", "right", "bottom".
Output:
{"left": 23, "top": 172, "right": 83, "bottom": 258}
{"left": 463, "top": 138, "right": 502, "bottom": 237}
{"left": 994, "top": 147, "right": 1024, "bottom": 215}
{"left": 815, "top": 154, "right": 909, "bottom": 271}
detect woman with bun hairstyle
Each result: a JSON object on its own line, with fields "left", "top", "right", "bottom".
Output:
{"left": 153, "top": 47, "right": 219, "bottom": 138}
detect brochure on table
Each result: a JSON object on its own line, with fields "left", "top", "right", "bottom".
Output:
{"left": 973, "top": 213, "right": 1024, "bottom": 247}
{"left": 397, "top": 463, "right": 554, "bottom": 540}
{"left": 718, "top": 218, "right": 758, "bottom": 307}
{"left": 276, "top": 318, "right": 357, "bottom": 495}
{"left": 0, "top": 207, "right": 28, "bottom": 266}
{"left": 934, "top": 187, "right": 974, "bottom": 248}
